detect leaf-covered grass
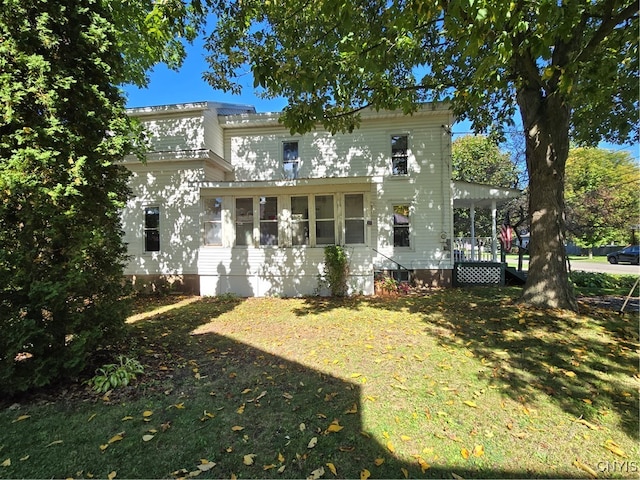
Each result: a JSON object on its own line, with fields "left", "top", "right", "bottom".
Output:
{"left": 1, "top": 289, "right": 638, "bottom": 479}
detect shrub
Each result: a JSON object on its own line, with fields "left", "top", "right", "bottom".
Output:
{"left": 87, "top": 355, "right": 144, "bottom": 393}
{"left": 321, "top": 246, "right": 350, "bottom": 297}
{"left": 569, "top": 271, "right": 637, "bottom": 290}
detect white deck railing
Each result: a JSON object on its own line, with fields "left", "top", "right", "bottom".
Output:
{"left": 453, "top": 237, "right": 498, "bottom": 262}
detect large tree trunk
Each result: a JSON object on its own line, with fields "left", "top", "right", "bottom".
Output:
{"left": 517, "top": 87, "right": 578, "bottom": 310}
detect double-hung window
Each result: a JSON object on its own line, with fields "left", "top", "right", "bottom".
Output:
{"left": 391, "top": 135, "right": 409, "bottom": 175}
{"left": 144, "top": 206, "right": 160, "bottom": 252}
{"left": 283, "top": 141, "right": 299, "bottom": 179}
{"left": 204, "top": 197, "right": 223, "bottom": 246}
{"left": 235, "top": 198, "right": 254, "bottom": 246}
{"left": 393, "top": 204, "right": 410, "bottom": 247}
{"left": 315, "top": 195, "right": 335, "bottom": 245}
{"left": 259, "top": 196, "right": 279, "bottom": 246}
{"left": 344, "top": 193, "right": 365, "bottom": 244}
{"left": 291, "top": 196, "right": 310, "bottom": 245}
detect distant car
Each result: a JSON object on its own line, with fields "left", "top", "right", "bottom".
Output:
{"left": 607, "top": 245, "right": 640, "bottom": 265}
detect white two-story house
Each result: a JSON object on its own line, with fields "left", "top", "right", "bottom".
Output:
{"left": 121, "top": 101, "right": 471, "bottom": 296}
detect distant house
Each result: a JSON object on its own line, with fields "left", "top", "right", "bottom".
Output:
{"left": 121, "top": 101, "right": 519, "bottom": 296}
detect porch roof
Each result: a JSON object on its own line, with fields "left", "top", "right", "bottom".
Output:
{"left": 452, "top": 180, "right": 521, "bottom": 208}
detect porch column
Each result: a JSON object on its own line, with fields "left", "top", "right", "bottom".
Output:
{"left": 491, "top": 200, "right": 497, "bottom": 262}
{"left": 470, "top": 202, "right": 476, "bottom": 261}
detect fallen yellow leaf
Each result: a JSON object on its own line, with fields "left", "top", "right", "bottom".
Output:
{"left": 46, "top": 440, "right": 63, "bottom": 447}
{"left": 236, "top": 404, "right": 245, "bottom": 414}
{"left": 107, "top": 471, "right": 116, "bottom": 480}
{"left": 602, "top": 439, "right": 627, "bottom": 458}
{"left": 326, "top": 463, "right": 337, "bottom": 476}
{"left": 418, "top": 457, "right": 430, "bottom": 472}
{"left": 243, "top": 454, "right": 256, "bottom": 465}
{"left": 572, "top": 460, "right": 597, "bottom": 479}
{"left": 108, "top": 434, "right": 124, "bottom": 444}
{"left": 309, "top": 467, "right": 325, "bottom": 479}
{"left": 1, "top": 459, "right": 10, "bottom": 467}
{"left": 231, "top": 426, "right": 244, "bottom": 431}
{"left": 263, "top": 464, "right": 276, "bottom": 471}
{"left": 387, "top": 441, "right": 395, "bottom": 453}
{"left": 463, "top": 400, "right": 478, "bottom": 408}
{"left": 99, "top": 444, "right": 109, "bottom": 451}
{"left": 400, "top": 435, "right": 411, "bottom": 441}
{"left": 142, "top": 410, "right": 153, "bottom": 417}
{"left": 374, "top": 458, "right": 385, "bottom": 466}
{"left": 278, "top": 452, "right": 285, "bottom": 463}
{"left": 473, "top": 444, "right": 485, "bottom": 457}
{"left": 308, "top": 437, "right": 318, "bottom": 449}
{"left": 401, "top": 467, "right": 409, "bottom": 478}
{"left": 19, "top": 455, "right": 29, "bottom": 462}
{"left": 121, "top": 416, "right": 133, "bottom": 421}
{"left": 197, "top": 462, "right": 216, "bottom": 472}
{"left": 461, "top": 448, "right": 470, "bottom": 459}
{"left": 142, "top": 434, "right": 155, "bottom": 442}
{"left": 345, "top": 404, "right": 358, "bottom": 414}
{"left": 360, "top": 469, "right": 371, "bottom": 480}
{"left": 326, "top": 421, "right": 344, "bottom": 433}
{"left": 12, "top": 415, "right": 30, "bottom": 423}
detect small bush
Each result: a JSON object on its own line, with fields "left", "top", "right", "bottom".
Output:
{"left": 321, "top": 246, "right": 349, "bottom": 297}
{"left": 569, "top": 271, "right": 637, "bottom": 290}
{"left": 87, "top": 355, "right": 144, "bottom": 393}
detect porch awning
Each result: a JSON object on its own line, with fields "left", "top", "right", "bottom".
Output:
{"left": 452, "top": 181, "right": 521, "bottom": 208}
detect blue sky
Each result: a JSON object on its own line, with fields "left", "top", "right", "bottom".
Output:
{"left": 122, "top": 37, "right": 638, "bottom": 160}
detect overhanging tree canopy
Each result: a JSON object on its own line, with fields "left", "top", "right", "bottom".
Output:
{"left": 203, "top": 0, "right": 638, "bottom": 310}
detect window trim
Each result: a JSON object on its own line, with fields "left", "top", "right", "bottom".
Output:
{"left": 343, "top": 193, "right": 366, "bottom": 245}
{"left": 143, "top": 205, "right": 160, "bottom": 253}
{"left": 282, "top": 140, "right": 300, "bottom": 180}
{"left": 392, "top": 203, "right": 412, "bottom": 249}
{"left": 203, "top": 197, "right": 224, "bottom": 246}
{"left": 391, "top": 134, "right": 410, "bottom": 176}
{"left": 313, "top": 194, "right": 337, "bottom": 246}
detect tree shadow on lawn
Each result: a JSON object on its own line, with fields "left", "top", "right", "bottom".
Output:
{"left": 336, "top": 287, "right": 638, "bottom": 442}
{"left": 118, "top": 296, "right": 583, "bottom": 479}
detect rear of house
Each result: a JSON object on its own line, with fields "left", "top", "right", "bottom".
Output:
{"left": 121, "top": 101, "right": 456, "bottom": 296}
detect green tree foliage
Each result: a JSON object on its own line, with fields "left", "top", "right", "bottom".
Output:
{"left": 203, "top": 0, "right": 638, "bottom": 310}
{"left": 0, "top": 1, "right": 137, "bottom": 394}
{"left": 565, "top": 147, "right": 640, "bottom": 251}
{"left": 452, "top": 135, "right": 521, "bottom": 236}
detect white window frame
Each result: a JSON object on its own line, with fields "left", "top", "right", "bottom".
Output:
{"left": 313, "top": 194, "right": 336, "bottom": 246}
{"left": 392, "top": 203, "right": 412, "bottom": 248}
{"left": 282, "top": 140, "right": 300, "bottom": 180}
{"left": 143, "top": 205, "right": 160, "bottom": 252}
{"left": 259, "top": 196, "right": 279, "bottom": 246}
{"left": 203, "top": 197, "right": 223, "bottom": 246}
{"left": 391, "top": 134, "right": 409, "bottom": 176}
{"left": 343, "top": 193, "right": 366, "bottom": 245}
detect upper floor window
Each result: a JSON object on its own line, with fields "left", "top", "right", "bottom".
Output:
{"left": 204, "top": 197, "right": 223, "bottom": 246}
{"left": 283, "top": 141, "right": 299, "bottom": 179}
{"left": 235, "top": 197, "right": 254, "bottom": 246}
{"left": 391, "top": 135, "right": 408, "bottom": 175}
{"left": 344, "top": 193, "right": 365, "bottom": 244}
{"left": 393, "top": 204, "right": 410, "bottom": 247}
{"left": 315, "top": 195, "right": 335, "bottom": 245}
{"left": 144, "top": 206, "right": 160, "bottom": 252}
{"left": 259, "top": 196, "right": 279, "bottom": 246}
{"left": 291, "top": 196, "right": 310, "bottom": 245}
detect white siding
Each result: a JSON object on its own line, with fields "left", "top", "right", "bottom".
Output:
{"left": 122, "top": 161, "right": 204, "bottom": 275}
{"left": 198, "top": 246, "right": 373, "bottom": 297}
{"left": 123, "top": 102, "right": 455, "bottom": 296}
{"left": 142, "top": 113, "right": 207, "bottom": 152}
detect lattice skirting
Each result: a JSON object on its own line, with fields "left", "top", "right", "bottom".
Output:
{"left": 454, "top": 262, "right": 505, "bottom": 286}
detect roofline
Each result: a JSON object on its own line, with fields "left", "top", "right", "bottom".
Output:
{"left": 218, "top": 102, "right": 453, "bottom": 128}
{"left": 126, "top": 101, "right": 256, "bottom": 117}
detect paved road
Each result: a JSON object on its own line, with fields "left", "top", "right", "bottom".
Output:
{"left": 509, "top": 258, "right": 640, "bottom": 275}
{"left": 569, "top": 260, "right": 640, "bottom": 275}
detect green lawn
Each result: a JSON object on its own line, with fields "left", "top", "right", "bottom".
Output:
{"left": 1, "top": 289, "right": 638, "bottom": 479}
